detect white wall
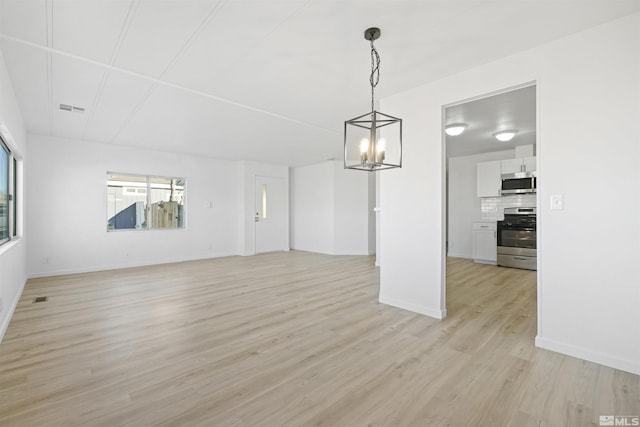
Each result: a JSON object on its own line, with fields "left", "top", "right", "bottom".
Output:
{"left": 290, "top": 160, "right": 372, "bottom": 255}
{"left": 239, "top": 161, "right": 289, "bottom": 256}
{"left": 332, "top": 162, "right": 372, "bottom": 256}
{"left": 290, "top": 162, "right": 334, "bottom": 254}
{"left": 367, "top": 172, "right": 376, "bottom": 255}
{"left": 0, "top": 48, "right": 27, "bottom": 341}
{"left": 27, "top": 134, "right": 243, "bottom": 276}
{"left": 447, "top": 150, "right": 514, "bottom": 259}
{"left": 380, "top": 13, "right": 640, "bottom": 374}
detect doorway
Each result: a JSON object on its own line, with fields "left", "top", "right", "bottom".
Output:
{"left": 255, "top": 175, "right": 286, "bottom": 253}
{"left": 443, "top": 82, "right": 538, "bottom": 316}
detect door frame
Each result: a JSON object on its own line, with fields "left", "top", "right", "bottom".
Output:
{"left": 254, "top": 174, "right": 287, "bottom": 254}
{"left": 441, "top": 80, "right": 540, "bottom": 322}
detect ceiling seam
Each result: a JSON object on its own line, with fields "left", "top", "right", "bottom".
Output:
{"left": 107, "top": 0, "right": 228, "bottom": 143}
{"left": 81, "top": 72, "right": 110, "bottom": 139}
{"left": 107, "top": 83, "right": 157, "bottom": 144}
{"left": 0, "top": 33, "right": 338, "bottom": 135}
{"left": 82, "top": 0, "right": 140, "bottom": 139}
{"left": 158, "top": 0, "right": 227, "bottom": 79}
{"left": 108, "top": 0, "right": 140, "bottom": 65}
{"left": 214, "top": 0, "right": 313, "bottom": 78}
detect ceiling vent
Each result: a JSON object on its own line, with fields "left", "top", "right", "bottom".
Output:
{"left": 60, "top": 104, "right": 85, "bottom": 114}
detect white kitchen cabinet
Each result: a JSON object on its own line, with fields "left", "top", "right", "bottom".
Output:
{"left": 501, "top": 156, "right": 536, "bottom": 174}
{"left": 523, "top": 156, "right": 536, "bottom": 173}
{"left": 476, "top": 160, "right": 501, "bottom": 197}
{"left": 500, "top": 158, "right": 523, "bottom": 174}
{"left": 473, "top": 221, "right": 497, "bottom": 264}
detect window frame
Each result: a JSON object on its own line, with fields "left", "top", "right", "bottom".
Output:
{"left": 12, "top": 157, "right": 17, "bottom": 237}
{"left": 0, "top": 135, "right": 16, "bottom": 247}
{"left": 106, "top": 172, "right": 187, "bottom": 232}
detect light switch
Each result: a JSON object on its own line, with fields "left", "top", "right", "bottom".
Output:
{"left": 550, "top": 194, "right": 564, "bottom": 210}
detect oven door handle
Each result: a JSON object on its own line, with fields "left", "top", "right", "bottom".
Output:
{"left": 498, "top": 227, "right": 536, "bottom": 231}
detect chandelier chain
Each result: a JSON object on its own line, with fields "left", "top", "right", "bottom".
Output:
{"left": 370, "top": 39, "right": 380, "bottom": 113}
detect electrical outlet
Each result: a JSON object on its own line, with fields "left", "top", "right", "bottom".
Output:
{"left": 550, "top": 194, "right": 564, "bottom": 210}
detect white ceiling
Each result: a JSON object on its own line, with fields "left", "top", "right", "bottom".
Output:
{"left": 0, "top": 0, "right": 638, "bottom": 166}
{"left": 446, "top": 84, "right": 536, "bottom": 158}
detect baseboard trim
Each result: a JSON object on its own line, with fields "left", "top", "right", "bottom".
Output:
{"left": 290, "top": 248, "right": 373, "bottom": 256}
{"left": 0, "top": 278, "right": 26, "bottom": 343}
{"left": 379, "top": 295, "right": 447, "bottom": 320}
{"left": 332, "top": 251, "right": 373, "bottom": 256}
{"left": 446, "top": 252, "right": 472, "bottom": 259}
{"left": 27, "top": 252, "right": 239, "bottom": 279}
{"left": 474, "top": 259, "right": 497, "bottom": 265}
{"left": 535, "top": 336, "right": 640, "bottom": 376}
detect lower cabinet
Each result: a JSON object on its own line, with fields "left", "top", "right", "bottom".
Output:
{"left": 472, "top": 221, "right": 497, "bottom": 264}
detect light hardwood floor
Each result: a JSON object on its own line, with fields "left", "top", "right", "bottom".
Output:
{"left": 0, "top": 252, "right": 638, "bottom": 426}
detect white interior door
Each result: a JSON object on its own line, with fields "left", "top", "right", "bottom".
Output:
{"left": 255, "top": 176, "right": 286, "bottom": 253}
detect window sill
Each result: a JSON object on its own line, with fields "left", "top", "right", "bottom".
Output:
{"left": 107, "top": 227, "right": 187, "bottom": 233}
{"left": 0, "top": 237, "right": 23, "bottom": 257}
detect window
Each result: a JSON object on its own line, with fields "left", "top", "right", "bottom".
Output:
{"left": 262, "top": 184, "right": 267, "bottom": 219}
{"left": 107, "top": 173, "right": 185, "bottom": 231}
{"left": 13, "top": 157, "right": 17, "bottom": 237}
{"left": 1, "top": 136, "right": 17, "bottom": 246}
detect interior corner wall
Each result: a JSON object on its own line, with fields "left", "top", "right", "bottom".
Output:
{"left": 290, "top": 160, "right": 371, "bottom": 255}
{"left": 380, "top": 13, "right": 640, "bottom": 374}
{"left": 332, "top": 162, "right": 371, "bottom": 256}
{"left": 0, "top": 48, "right": 27, "bottom": 341}
{"left": 26, "top": 134, "right": 243, "bottom": 277}
{"left": 240, "top": 160, "right": 290, "bottom": 256}
{"left": 290, "top": 161, "right": 334, "bottom": 254}
{"left": 447, "top": 150, "right": 514, "bottom": 259}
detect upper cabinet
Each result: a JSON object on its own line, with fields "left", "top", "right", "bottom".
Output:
{"left": 523, "top": 156, "right": 536, "bottom": 173}
{"left": 500, "top": 158, "right": 523, "bottom": 174}
{"left": 477, "top": 160, "right": 501, "bottom": 197}
{"left": 477, "top": 154, "right": 537, "bottom": 198}
{"left": 501, "top": 156, "right": 536, "bottom": 174}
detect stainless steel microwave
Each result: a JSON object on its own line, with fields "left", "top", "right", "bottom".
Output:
{"left": 501, "top": 172, "right": 536, "bottom": 195}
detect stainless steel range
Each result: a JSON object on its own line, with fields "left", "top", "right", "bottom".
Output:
{"left": 497, "top": 207, "right": 537, "bottom": 270}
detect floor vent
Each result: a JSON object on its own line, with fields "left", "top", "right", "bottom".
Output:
{"left": 33, "top": 296, "right": 48, "bottom": 303}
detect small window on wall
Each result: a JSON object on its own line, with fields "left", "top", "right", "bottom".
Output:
{"left": 1, "top": 136, "right": 18, "bottom": 246}
{"left": 107, "top": 173, "right": 185, "bottom": 231}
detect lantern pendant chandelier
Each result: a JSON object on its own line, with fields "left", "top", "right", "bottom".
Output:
{"left": 344, "top": 27, "right": 402, "bottom": 172}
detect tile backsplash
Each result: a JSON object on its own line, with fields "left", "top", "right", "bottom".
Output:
{"left": 480, "top": 194, "right": 537, "bottom": 220}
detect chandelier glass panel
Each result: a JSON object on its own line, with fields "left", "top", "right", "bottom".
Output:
{"left": 344, "top": 27, "right": 402, "bottom": 171}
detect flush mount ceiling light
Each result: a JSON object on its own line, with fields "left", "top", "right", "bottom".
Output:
{"left": 445, "top": 123, "right": 468, "bottom": 136}
{"left": 344, "top": 27, "right": 402, "bottom": 172}
{"left": 493, "top": 129, "right": 519, "bottom": 142}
